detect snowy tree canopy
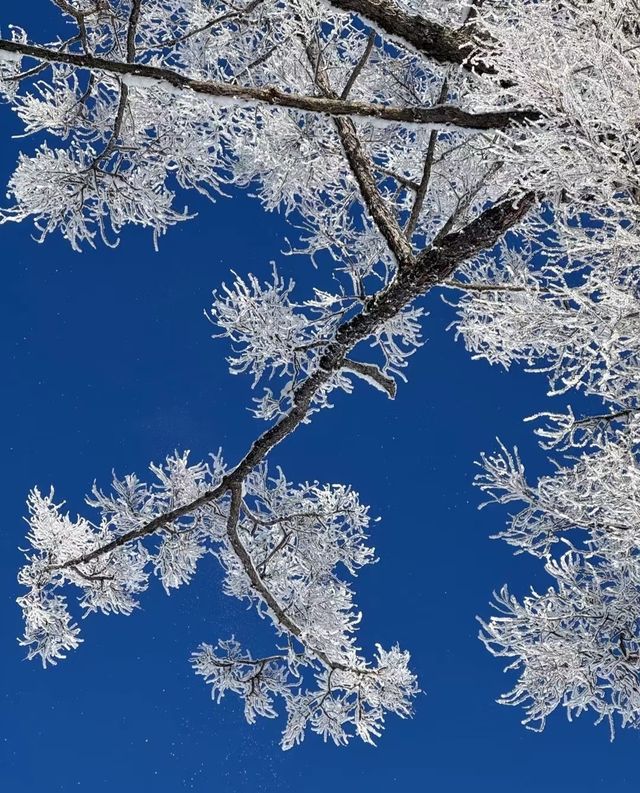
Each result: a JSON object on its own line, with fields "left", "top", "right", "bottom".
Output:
{"left": 6, "top": 0, "right": 640, "bottom": 745}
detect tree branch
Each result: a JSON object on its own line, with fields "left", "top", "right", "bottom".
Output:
{"left": 443, "top": 278, "right": 527, "bottom": 292}
{"left": 376, "top": 167, "right": 420, "bottom": 192}
{"left": 226, "top": 484, "right": 343, "bottom": 670}
{"left": 324, "top": 0, "right": 487, "bottom": 71}
{"left": 150, "top": 0, "right": 266, "bottom": 51}
{"left": 0, "top": 38, "right": 538, "bottom": 131}
{"left": 47, "top": 191, "right": 536, "bottom": 574}
{"left": 342, "top": 358, "right": 397, "bottom": 398}
{"left": 334, "top": 116, "right": 416, "bottom": 267}
{"left": 52, "top": 0, "right": 91, "bottom": 52}
{"left": 340, "top": 29, "right": 376, "bottom": 100}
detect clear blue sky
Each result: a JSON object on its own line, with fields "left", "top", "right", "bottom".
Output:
{"left": 1, "top": 5, "right": 637, "bottom": 792}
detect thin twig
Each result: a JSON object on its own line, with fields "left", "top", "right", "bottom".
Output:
{"left": 405, "top": 79, "right": 449, "bottom": 239}
{"left": 340, "top": 30, "right": 376, "bottom": 100}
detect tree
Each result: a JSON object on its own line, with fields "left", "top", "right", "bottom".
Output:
{"left": 5, "top": 0, "right": 640, "bottom": 746}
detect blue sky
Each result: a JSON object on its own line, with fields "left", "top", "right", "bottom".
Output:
{"left": 1, "top": 5, "right": 638, "bottom": 792}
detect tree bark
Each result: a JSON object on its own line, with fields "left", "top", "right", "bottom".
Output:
{"left": 325, "top": 0, "right": 496, "bottom": 74}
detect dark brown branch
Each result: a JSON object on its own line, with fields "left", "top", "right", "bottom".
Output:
{"left": 413, "top": 192, "right": 536, "bottom": 282}
{"left": 233, "top": 43, "right": 279, "bottom": 80}
{"left": 126, "top": 0, "right": 142, "bottom": 63}
{"left": 48, "top": 191, "right": 536, "bottom": 574}
{"left": 326, "top": 0, "right": 517, "bottom": 86}
{"left": 52, "top": 0, "right": 91, "bottom": 52}
{"left": 226, "top": 486, "right": 302, "bottom": 648}
{"left": 405, "top": 79, "right": 449, "bottom": 239}
{"left": 334, "top": 115, "right": 416, "bottom": 267}
{"left": 340, "top": 30, "right": 376, "bottom": 100}
{"left": 227, "top": 486, "right": 371, "bottom": 674}
{"left": 98, "top": 84, "right": 129, "bottom": 161}
{"left": 95, "top": 0, "right": 140, "bottom": 160}
{"left": 342, "top": 359, "right": 397, "bottom": 398}
{"left": 572, "top": 408, "right": 636, "bottom": 427}
{"left": 7, "top": 35, "right": 82, "bottom": 81}
{"left": 376, "top": 167, "right": 420, "bottom": 192}
{"left": 0, "top": 39, "right": 538, "bottom": 130}
{"left": 152, "top": 0, "right": 266, "bottom": 51}
{"left": 257, "top": 531, "right": 292, "bottom": 575}
{"left": 69, "top": 565, "right": 113, "bottom": 582}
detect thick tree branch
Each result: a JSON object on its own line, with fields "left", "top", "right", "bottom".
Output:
{"left": 0, "top": 38, "right": 538, "bottom": 130}
{"left": 334, "top": 115, "right": 416, "bottom": 266}
{"left": 414, "top": 192, "right": 536, "bottom": 281}
{"left": 48, "top": 191, "right": 536, "bottom": 574}
{"left": 126, "top": 0, "right": 142, "bottom": 63}
{"left": 324, "top": 0, "right": 498, "bottom": 75}
{"left": 151, "top": 0, "right": 266, "bottom": 51}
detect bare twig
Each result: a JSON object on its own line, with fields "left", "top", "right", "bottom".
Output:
{"left": 126, "top": 0, "right": 142, "bottom": 62}
{"left": 340, "top": 30, "right": 376, "bottom": 100}
{"left": 151, "top": 0, "right": 266, "bottom": 51}
{"left": 305, "top": 37, "right": 415, "bottom": 269}
{"left": 405, "top": 79, "right": 449, "bottom": 239}
{"left": 443, "top": 278, "right": 527, "bottom": 292}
